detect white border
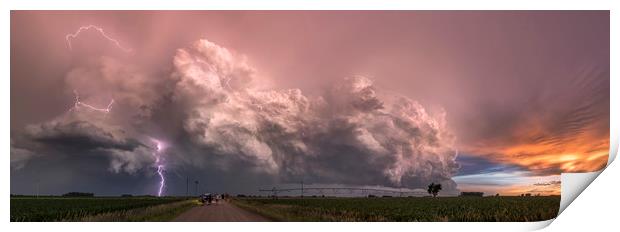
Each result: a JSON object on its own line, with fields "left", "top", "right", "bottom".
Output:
{"left": 2, "top": 1, "right": 618, "bottom": 231}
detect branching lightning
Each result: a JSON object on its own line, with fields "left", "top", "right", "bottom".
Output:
{"left": 64, "top": 25, "right": 170, "bottom": 196}
{"left": 69, "top": 90, "right": 167, "bottom": 196}
{"left": 69, "top": 90, "right": 114, "bottom": 114}
{"left": 152, "top": 139, "right": 166, "bottom": 197}
{"left": 66, "top": 25, "right": 132, "bottom": 53}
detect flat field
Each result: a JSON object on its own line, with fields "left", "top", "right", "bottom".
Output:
{"left": 233, "top": 196, "right": 560, "bottom": 222}
{"left": 11, "top": 196, "right": 193, "bottom": 222}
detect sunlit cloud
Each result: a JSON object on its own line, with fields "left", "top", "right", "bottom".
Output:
{"left": 467, "top": 137, "right": 608, "bottom": 175}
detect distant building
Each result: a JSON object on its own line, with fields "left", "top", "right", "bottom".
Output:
{"left": 460, "top": 192, "right": 484, "bottom": 197}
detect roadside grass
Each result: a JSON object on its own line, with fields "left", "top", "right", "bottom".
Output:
{"left": 231, "top": 200, "right": 290, "bottom": 222}
{"left": 232, "top": 196, "right": 560, "bottom": 222}
{"left": 76, "top": 199, "right": 199, "bottom": 222}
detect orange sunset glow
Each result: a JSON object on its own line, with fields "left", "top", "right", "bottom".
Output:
{"left": 468, "top": 136, "right": 609, "bottom": 174}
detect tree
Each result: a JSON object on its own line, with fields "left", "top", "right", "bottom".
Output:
{"left": 427, "top": 182, "right": 442, "bottom": 197}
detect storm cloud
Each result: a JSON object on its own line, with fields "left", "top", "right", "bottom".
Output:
{"left": 13, "top": 38, "right": 460, "bottom": 193}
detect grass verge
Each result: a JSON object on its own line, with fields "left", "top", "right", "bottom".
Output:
{"left": 76, "top": 199, "right": 199, "bottom": 222}
{"left": 230, "top": 199, "right": 287, "bottom": 222}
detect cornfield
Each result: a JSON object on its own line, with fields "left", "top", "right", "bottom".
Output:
{"left": 233, "top": 196, "right": 560, "bottom": 222}
{"left": 11, "top": 197, "right": 190, "bottom": 222}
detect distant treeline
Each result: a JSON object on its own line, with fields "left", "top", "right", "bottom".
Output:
{"left": 460, "top": 192, "right": 484, "bottom": 197}
{"left": 10, "top": 194, "right": 57, "bottom": 198}
{"left": 10, "top": 194, "right": 188, "bottom": 198}
{"left": 62, "top": 192, "right": 94, "bottom": 197}
{"left": 11, "top": 192, "right": 96, "bottom": 197}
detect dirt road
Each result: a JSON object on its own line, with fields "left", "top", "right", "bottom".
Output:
{"left": 173, "top": 201, "right": 270, "bottom": 222}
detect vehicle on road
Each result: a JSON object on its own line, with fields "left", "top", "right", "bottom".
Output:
{"left": 200, "top": 193, "right": 213, "bottom": 205}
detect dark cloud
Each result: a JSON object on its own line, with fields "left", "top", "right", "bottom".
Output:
{"left": 455, "top": 154, "right": 525, "bottom": 176}
{"left": 21, "top": 113, "right": 156, "bottom": 174}
{"left": 27, "top": 120, "right": 142, "bottom": 151}
{"left": 533, "top": 181, "right": 561, "bottom": 187}
{"left": 10, "top": 142, "right": 36, "bottom": 170}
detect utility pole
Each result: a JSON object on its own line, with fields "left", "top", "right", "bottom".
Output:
{"left": 300, "top": 180, "right": 304, "bottom": 198}
{"left": 186, "top": 177, "right": 189, "bottom": 197}
{"left": 194, "top": 180, "right": 199, "bottom": 196}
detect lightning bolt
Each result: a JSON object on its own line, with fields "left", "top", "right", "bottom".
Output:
{"left": 152, "top": 139, "right": 166, "bottom": 197}
{"left": 65, "top": 26, "right": 166, "bottom": 197}
{"left": 69, "top": 90, "right": 114, "bottom": 114}
{"left": 157, "top": 165, "right": 165, "bottom": 197}
{"left": 69, "top": 91, "right": 166, "bottom": 196}
{"left": 66, "top": 25, "right": 132, "bottom": 53}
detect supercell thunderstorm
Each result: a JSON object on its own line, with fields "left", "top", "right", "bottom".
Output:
{"left": 11, "top": 26, "right": 460, "bottom": 195}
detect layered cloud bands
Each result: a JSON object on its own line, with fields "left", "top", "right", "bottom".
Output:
{"left": 464, "top": 66, "right": 610, "bottom": 175}
{"left": 469, "top": 134, "right": 608, "bottom": 175}
{"left": 172, "top": 40, "right": 459, "bottom": 191}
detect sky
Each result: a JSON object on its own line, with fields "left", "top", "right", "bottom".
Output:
{"left": 10, "top": 11, "right": 609, "bottom": 196}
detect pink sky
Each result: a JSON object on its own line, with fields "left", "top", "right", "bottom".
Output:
{"left": 11, "top": 11, "right": 609, "bottom": 196}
